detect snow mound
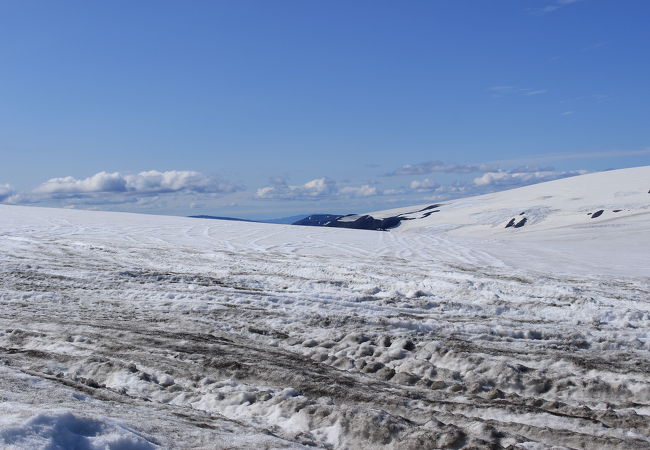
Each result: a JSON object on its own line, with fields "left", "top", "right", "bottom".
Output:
{"left": 0, "top": 411, "right": 157, "bottom": 450}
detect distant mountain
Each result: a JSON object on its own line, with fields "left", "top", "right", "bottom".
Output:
{"left": 188, "top": 215, "right": 259, "bottom": 223}
{"left": 189, "top": 213, "right": 337, "bottom": 225}
{"left": 265, "top": 215, "right": 310, "bottom": 225}
{"left": 323, "top": 205, "right": 441, "bottom": 231}
{"left": 185, "top": 209, "right": 443, "bottom": 230}
{"left": 292, "top": 214, "right": 342, "bottom": 226}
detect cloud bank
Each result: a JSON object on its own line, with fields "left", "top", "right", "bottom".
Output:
{"left": 256, "top": 178, "right": 379, "bottom": 201}
{"left": 385, "top": 161, "right": 497, "bottom": 176}
{"left": 403, "top": 167, "right": 588, "bottom": 201}
{"left": 256, "top": 177, "right": 336, "bottom": 200}
{"left": 257, "top": 164, "right": 591, "bottom": 203}
{"left": 3, "top": 160, "right": 597, "bottom": 213}
{"left": 34, "top": 170, "right": 241, "bottom": 197}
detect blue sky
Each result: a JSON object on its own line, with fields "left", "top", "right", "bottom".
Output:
{"left": 1, "top": 0, "right": 648, "bottom": 219}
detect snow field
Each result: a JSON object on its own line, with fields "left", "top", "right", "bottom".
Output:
{"left": 0, "top": 167, "right": 649, "bottom": 449}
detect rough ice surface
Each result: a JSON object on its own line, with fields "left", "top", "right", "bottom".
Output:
{"left": 0, "top": 166, "right": 649, "bottom": 449}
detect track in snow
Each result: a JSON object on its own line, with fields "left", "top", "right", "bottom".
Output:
{"left": 1, "top": 205, "right": 650, "bottom": 449}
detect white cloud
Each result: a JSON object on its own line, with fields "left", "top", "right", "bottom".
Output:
{"left": 256, "top": 178, "right": 382, "bottom": 200}
{"left": 533, "top": 0, "right": 583, "bottom": 15}
{"left": 409, "top": 178, "right": 440, "bottom": 192}
{"left": 403, "top": 167, "right": 591, "bottom": 201}
{"left": 522, "top": 89, "right": 548, "bottom": 96}
{"left": 34, "top": 170, "right": 241, "bottom": 197}
{"left": 256, "top": 177, "right": 336, "bottom": 200}
{"left": 125, "top": 170, "right": 225, "bottom": 193}
{"left": 490, "top": 86, "right": 548, "bottom": 97}
{"left": 338, "top": 184, "right": 378, "bottom": 197}
{"left": 507, "top": 166, "right": 555, "bottom": 173}
{"left": 386, "top": 161, "right": 497, "bottom": 176}
{"left": 382, "top": 188, "right": 407, "bottom": 196}
{"left": 302, "top": 178, "right": 336, "bottom": 196}
{"left": 473, "top": 169, "right": 587, "bottom": 187}
{"left": 34, "top": 172, "right": 127, "bottom": 195}
{"left": 420, "top": 183, "right": 471, "bottom": 200}
{"left": 0, "top": 184, "right": 16, "bottom": 203}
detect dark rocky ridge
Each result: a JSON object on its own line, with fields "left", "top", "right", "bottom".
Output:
{"left": 505, "top": 216, "right": 528, "bottom": 229}
{"left": 323, "top": 205, "right": 442, "bottom": 231}
{"left": 292, "top": 214, "right": 343, "bottom": 227}
{"left": 324, "top": 214, "right": 402, "bottom": 231}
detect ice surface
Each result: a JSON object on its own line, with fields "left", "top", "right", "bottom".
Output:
{"left": 0, "top": 166, "right": 649, "bottom": 448}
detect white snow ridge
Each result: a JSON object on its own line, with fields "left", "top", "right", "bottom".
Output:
{"left": 1, "top": 166, "right": 649, "bottom": 449}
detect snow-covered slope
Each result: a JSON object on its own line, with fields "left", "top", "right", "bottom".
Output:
{"left": 370, "top": 165, "right": 650, "bottom": 236}
{"left": 0, "top": 167, "right": 649, "bottom": 449}
{"left": 340, "top": 166, "right": 650, "bottom": 277}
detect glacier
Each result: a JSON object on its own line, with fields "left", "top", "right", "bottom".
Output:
{"left": 0, "top": 166, "right": 649, "bottom": 449}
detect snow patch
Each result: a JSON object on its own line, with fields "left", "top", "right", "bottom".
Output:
{"left": 0, "top": 411, "right": 157, "bottom": 449}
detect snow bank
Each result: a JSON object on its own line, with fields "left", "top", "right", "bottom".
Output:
{"left": 0, "top": 412, "right": 157, "bottom": 450}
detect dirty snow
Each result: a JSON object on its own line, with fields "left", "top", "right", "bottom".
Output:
{"left": 1, "top": 166, "right": 649, "bottom": 449}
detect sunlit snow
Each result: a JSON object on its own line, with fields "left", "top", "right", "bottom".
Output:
{"left": 1, "top": 167, "right": 649, "bottom": 448}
